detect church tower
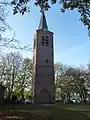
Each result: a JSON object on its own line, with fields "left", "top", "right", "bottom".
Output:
{"left": 33, "top": 12, "right": 55, "bottom": 104}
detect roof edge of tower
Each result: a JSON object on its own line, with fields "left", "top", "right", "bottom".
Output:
{"left": 36, "top": 29, "right": 54, "bottom": 34}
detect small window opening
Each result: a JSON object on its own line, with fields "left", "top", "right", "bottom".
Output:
{"left": 46, "top": 36, "right": 48, "bottom": 39}
{"left": 46, "top": 59, "right": 48, "bottom": 63}
{"left": 42, "top": 36, "right": 44, "bottom": 46}
{"left": 42, "top": 39, "right": 44, "bottom": 46}
{"left": 46, "top": 36, "right": 49, "bottom": 46}
{"left": 46, "top": 39, "right": 48, "bottom": 46}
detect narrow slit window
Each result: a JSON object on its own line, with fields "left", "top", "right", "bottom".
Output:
{"left": 46, "top": 59, "right": 48, "bottom": 64}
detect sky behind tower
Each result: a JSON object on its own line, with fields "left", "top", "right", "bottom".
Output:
{"left": 3, "top": 3, "right": 90, "bottom": 67}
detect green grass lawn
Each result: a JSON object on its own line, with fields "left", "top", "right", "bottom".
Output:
{"left": 0, "top": 104, "right": 90, "bottom": 120}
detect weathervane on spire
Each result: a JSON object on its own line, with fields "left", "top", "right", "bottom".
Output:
{"left": 35, "top": 0, "right": 50, "bottom": 13}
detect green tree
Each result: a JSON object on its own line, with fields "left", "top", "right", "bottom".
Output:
{"left": 15, "top": 58, "right": 33, "bottom": 99}
{"left": 0, "top": 52, "right": 22, "bottom": 99}
{"left": 55, "top": 63, "right": 69, "bottom": 102}
{"left": 55, "top": 63, "right": 88, "bottom": 103}
{"left": 65, "top": 66, "right": 88, "bottom": 103}
{"left": 0, "top": 56, "right": 7, "bottom": 85}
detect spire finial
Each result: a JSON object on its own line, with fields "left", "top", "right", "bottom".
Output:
{"left": 38, "top": 11, "right": 48, "bottom": 30}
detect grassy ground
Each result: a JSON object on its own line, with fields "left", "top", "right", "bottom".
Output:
{"left": 0, "top": 104, "right": 90, "bottom": 120}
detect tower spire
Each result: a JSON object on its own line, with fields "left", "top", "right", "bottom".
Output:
{"left": 38, "top": 12, "right": 48, "bottom": 30}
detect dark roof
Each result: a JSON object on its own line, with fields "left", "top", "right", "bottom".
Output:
{"left": 38, "top": 12, "right": 48, "bottom": 30}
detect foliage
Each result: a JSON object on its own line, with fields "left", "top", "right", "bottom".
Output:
{"left": 0, "top": 52, "right": 22, "bottom": 99}
{"left": 60, "top": 0, "right": 90, "bottom": 30}
{"left": 0, "top": 52, "right": 33, "bottom": 99}
{"left": 0, "top": 52, "right": 90, "bottom": 103}
{"left": 14, "top": 57, "right": 33, "bottom": 99}
{"left": 24, "top": 90, "right": 32, "bottom": 99}
{"left": 10, "top": 0, "right": 90, "bottom": 32}
{"left": 55, "top": 63, "right": 90, "bottom": 103}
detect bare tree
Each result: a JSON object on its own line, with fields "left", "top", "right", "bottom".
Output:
{"left": 0, "top": 0, "right": 32, "bottom": 51}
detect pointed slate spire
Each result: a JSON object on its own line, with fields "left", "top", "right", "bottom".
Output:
{"left": 38, "top": 12, "right": 48, "bottom": 30}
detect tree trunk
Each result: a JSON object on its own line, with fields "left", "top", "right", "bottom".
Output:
{"left": 11, "top": 67, "right": 15, "bottom": 96}
{"left": 21, "top": 89, "right": 24, "bottom": 99}
{"left": 7, "top": 88, "right": 11, "bottom": 100}
{"left": 21, "top": 93, "right": 24, "bottom": 99}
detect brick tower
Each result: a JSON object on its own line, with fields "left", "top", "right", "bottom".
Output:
{"left": 33, "top": 12, "right": 55, "bottom": 104}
